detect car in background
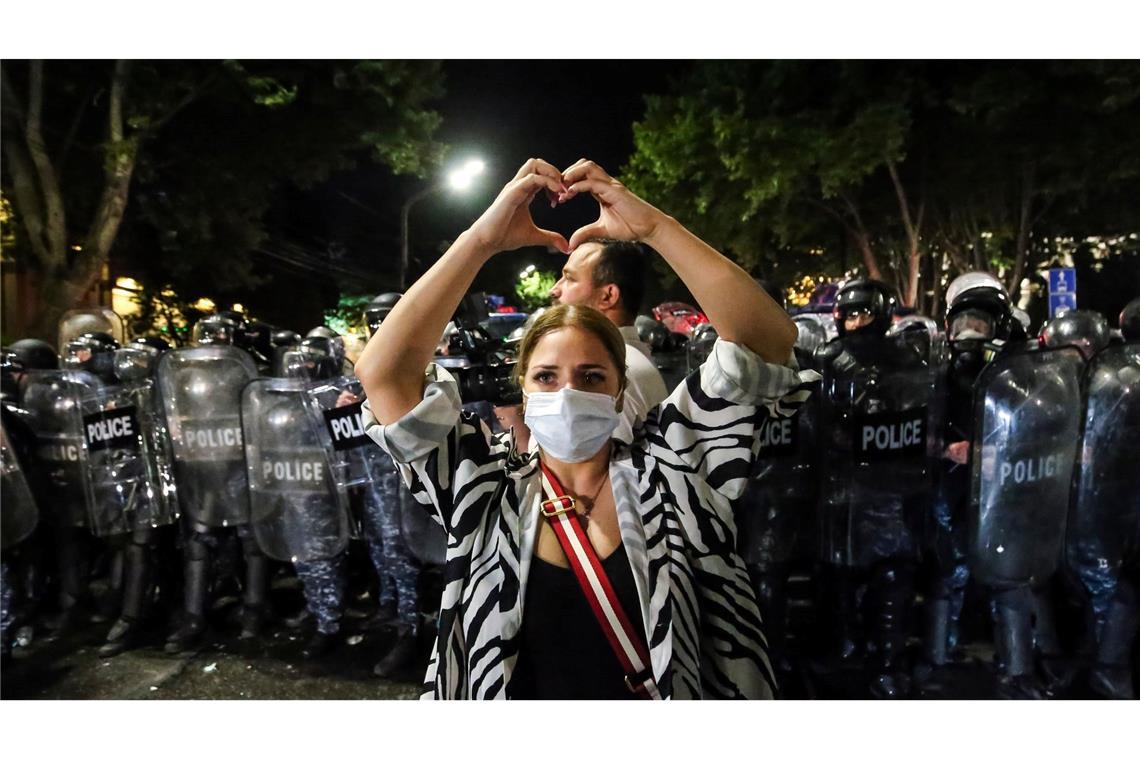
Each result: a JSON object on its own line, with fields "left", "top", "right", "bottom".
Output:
{"left": 651, "top": 301, "right": 709, "bottom": 338}
{"left": 480, "top": 312, "right": 529, "bottom": 342}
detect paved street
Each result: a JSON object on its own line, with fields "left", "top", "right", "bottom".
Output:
{"left": 2, "top": 587, "right": 429, "bottom": 700}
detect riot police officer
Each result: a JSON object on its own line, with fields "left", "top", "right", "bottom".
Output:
{"left": 44, "top": 332, "right": 122, "bottom": 633}
{"left": 963, "top": 302, "right": 1085, "bottom": 698}
{"left": 359, "top": 295, "right": 425, "bottom": 676}
{"left": 921, "top": 273, "right": 1026, "bottom": 687}
{"left": 4, "top": 340, "right": 58, "bottom": 642}
{"left": 2, "top": 347, "right": 42, "bottom": 660}
{"left": 160, "top": 316, "right": 268, "bottom": 652}
{"left": 244, "top": 342, "right": 351, "bottom": 660}
{"left": 1050, "top": 309, "right": 1137, "bottom": 698}
{"left": 816, "top": 279, "right": 940, "bottom": 698}
{"left": 96, "top": 338, "right": 180, "bottom": 656}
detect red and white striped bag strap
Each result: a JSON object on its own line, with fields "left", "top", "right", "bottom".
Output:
{"left": 537, "top": 460, "right": 661, "bottom": 700}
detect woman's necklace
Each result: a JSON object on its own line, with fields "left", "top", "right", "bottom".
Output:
{"left": 572, "top": 470, "right": 611, "bottom": 522}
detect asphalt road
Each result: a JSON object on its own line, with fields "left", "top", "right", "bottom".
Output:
{"left": 2, "top": 601, "right": 428, "bottom": 700}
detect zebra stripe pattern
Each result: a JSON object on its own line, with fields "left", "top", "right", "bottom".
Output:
{"left": 363, "top": 338, "right": 820, "bottom": 699}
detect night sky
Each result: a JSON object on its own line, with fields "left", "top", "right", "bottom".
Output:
{"left": 266, "top": 60, "right": 693, "bottom": 325}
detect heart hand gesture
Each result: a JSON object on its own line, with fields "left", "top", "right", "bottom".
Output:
{"left": 468, "top": 158, "right": 570, "bottom": 256}
{"left": 558, "top": 159, "right": 669, "bottom": 251}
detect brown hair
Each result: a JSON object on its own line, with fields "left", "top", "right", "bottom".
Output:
{"left": 513, "top": 304, "right": 628, "bottom": 397}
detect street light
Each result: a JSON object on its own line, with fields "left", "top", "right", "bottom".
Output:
{"left": 400, "top": 158, "right": 485, "bottom": 289}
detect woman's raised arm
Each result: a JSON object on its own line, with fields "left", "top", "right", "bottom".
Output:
{"left": 356, "top": 159, "right": 570, "bottom": 424}
{"left": 559, "top": 160, "right": 797, "bottom": 365}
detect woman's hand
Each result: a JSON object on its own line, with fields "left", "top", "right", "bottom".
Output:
{"left": 468, "top": 158, "right": 570, "bottom": 256}
{"left": 558, "top": 159, "right": 671, "bottom": 251}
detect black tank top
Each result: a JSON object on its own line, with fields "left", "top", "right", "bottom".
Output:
{"left": 510, "top": 542, "right": 648, "bottom": 700}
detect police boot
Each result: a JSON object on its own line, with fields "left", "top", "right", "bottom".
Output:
{"left": 47, "top": 529, "right": 89, "bottom": 638}
{"left": 93, "top": 546, "right": 126, "bottom": 623}
{"left": 866, "top": 563, "right": 912, "bottom": 699}
{"left": 923, "top": 597, "right": 952, "bottom": 668}
{"left": 239, "top": 542, "right": 270, "bottom": 640}
{"left": 992, "top": 587, "right": 1046, "bottom": 699}
{"left": 1032, "top": 588, "right": 1074, "bottom": 696}
{"left": 373, "top": 625, "right": 419, "bottom": 678}
{"left": 165, "top": 556, "right": 209, "bottom": 654}
{"left": 1088, "top": 596, "right": 1139, "bottom": 699}
{"left": 301, "top": 629, "right": 341, "bottom": 660}
{"left": 100, "top": 538, "right": 153, "bottom": 657}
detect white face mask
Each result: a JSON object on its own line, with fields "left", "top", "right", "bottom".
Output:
{"left": 522, "top": 386, "right": 620, "bottom": 463}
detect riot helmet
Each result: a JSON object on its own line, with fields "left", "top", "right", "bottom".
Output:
{"left": 833, "top": 279, "right": 897, "bottom": 338}
{"left": 132, "top": 335, "right": 172, "bottom": 352}
{"left": 298, "top": 337, "right": 342, "bottom": 379}
{"left": 114, "top": 345, "right": 160, "bottom": 383}
{"left": 945, "top": 272, "right": 1018, "bottom": 342}
{"left": 1, "top": 348, "right": 25, "bottom": 400}
{"left": 62, "top": 331, "right": 120, "bottom": 380}
{"left": 271, "top": 329, "right": 302, "bottom": 349}
{"left": 191, "top": 315, "right": 237, "bottom": 346}
{"left": 275, "top": 344, "right": 337, "bottom": 381}
{"left": 241, "top": 320, "right": 273, "bottom": 362}
{"left": 1040, "top": 310, "right": 1111, "bottom": 360}
{"left": 8, "top": 338, "right": 59, "bottom": 371}
{"left": 1120, "top": 297, "right": 1140, "bottom": 342}
{"left": 303, "top": 330, "right": 346, "bottom": 367}
{"left": 364, "top": 292, "right": 402, "bottom": 337}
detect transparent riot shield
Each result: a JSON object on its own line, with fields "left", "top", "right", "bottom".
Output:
{"left": 1066, "top": 343, "right": 1140, "bottom": 585}
{"left": 686, "top": 324, "right": 718, "bottom": 374}
{"left": 968, "top": 347, "right": 1084, "bottom": 587}
{"left": 58, "top": 308, "right": 125, "bottom": 349}
{"left": 1, "top": 423, "right": 39, "bottom": 550}
{"left": 80, "top": 380, "right": 178, "bottom": 536}
{"left": 21, "top": 370, "right": 103, "bottom": 529}
{"left": 817, "top": 330, "right": 944, "bottom": 567}
{"left": 242, "top": 378, "right": 350, "bottom": 562}
{"left": 740, "top": 385, "right": 820, "bottom": 569}
{"left": 303, "top": 376, "right": 446, "bottom": 564}
{"left": 157, "top": 346, "right": 259, "bottom": 527}
{"left": 304, "top": 376, "right": 381, "bottom": 538}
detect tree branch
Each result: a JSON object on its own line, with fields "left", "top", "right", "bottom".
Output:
{"left": 21, "top": 61, "right": 69, "bottom": 271}
{"left": 83, "top": 60, "right": 138, "bottom": 261}
{"left": 144, "top": 70, "right": 219, "bottom": 134}
{"left": 0, "top": 66, "right": 27, "bottom": 123}
{"left": 58, "top": 81, "right": 95, "bottom": 173}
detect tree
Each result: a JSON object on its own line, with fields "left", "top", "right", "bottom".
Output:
{"left": 624, "top": 62, "right": 926, "bottom": 303}
{"left": 515, "top": 268, "right": 557, "bottom": 312}
{"left": 624, "top": 62, "right": 1140, "bottom": 313}
{"left": 1, "top": 60, "right": 445, "bottom": 341}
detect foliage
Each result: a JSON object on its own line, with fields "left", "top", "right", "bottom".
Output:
{"left": 323, "top": 293, "right": 375, "bottom": 336}
{"left": 623, "top": 61, "right": 1140, "bottom": 313}
{"left": 515, "top": 269, "right": 557, "bottom": 312}
{"left": 1, "top": 60, "right": 446, "bottom": 339}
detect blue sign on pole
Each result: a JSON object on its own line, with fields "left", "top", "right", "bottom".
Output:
{"left": 1049, "top": 292, "right": 1077, "bottom": 318}
{"left": 1048, "top": 268, "right": 1076, "bottom": 295}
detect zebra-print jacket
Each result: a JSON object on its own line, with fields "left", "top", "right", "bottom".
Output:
{"left": 362, "top": 338, "right": 819, "bottom": 699}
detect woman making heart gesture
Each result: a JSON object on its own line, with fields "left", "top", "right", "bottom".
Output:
{"left": 356, "top": 158, "right": 818, "bottom": 699}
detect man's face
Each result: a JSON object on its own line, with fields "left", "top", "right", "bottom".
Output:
{"left": 549, "top": 243, "right": 603, "bottom": 309}
{"left": 843, "top": 310, "right": 874, "bottom": 333}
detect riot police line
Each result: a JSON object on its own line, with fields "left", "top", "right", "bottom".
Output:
{"left": 1, "top": 298, "right": 438, "bottom": 676}
{"left": 2, "top": 283, "right": 1138, "bottom": 700}
{"left": 688, "top": 278, "right": 1140, "bottom": 699}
